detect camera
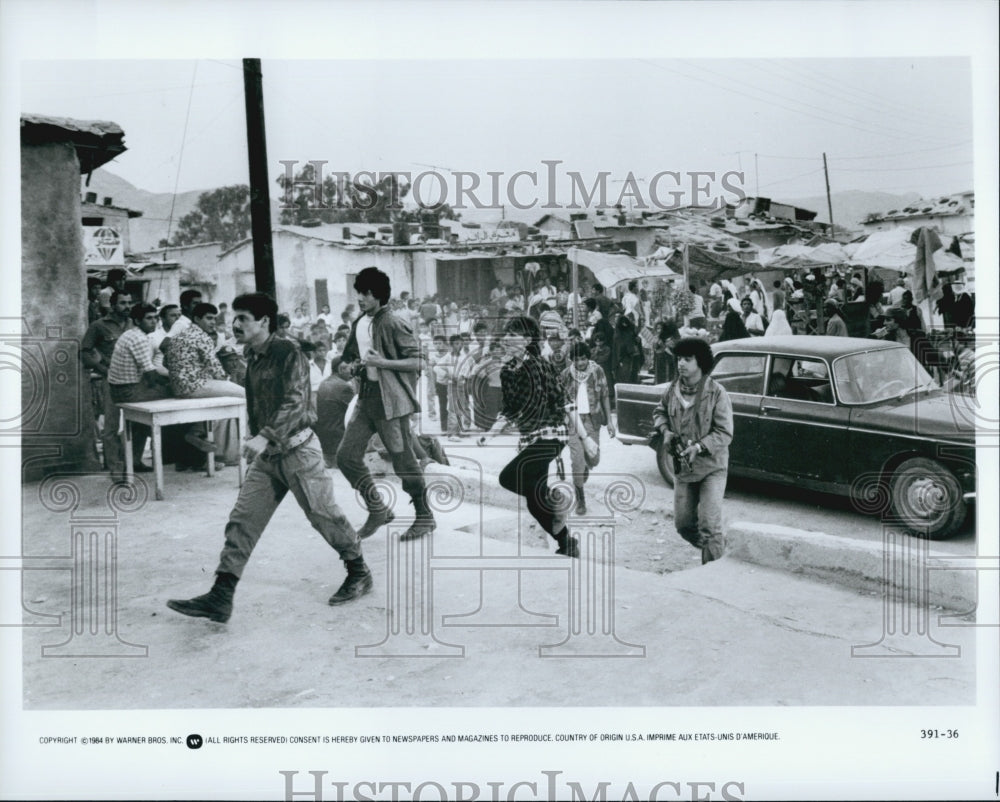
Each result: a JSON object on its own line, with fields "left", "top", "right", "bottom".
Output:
{"left": 667, "top": 433, "right": 693, "bottom": 473}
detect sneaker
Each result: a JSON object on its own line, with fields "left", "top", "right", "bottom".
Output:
{"left": 358, "top": 509, "right": 394, "bottom": 539}
{"left": 134, "top": 462, "right": 154, "bottom": 473}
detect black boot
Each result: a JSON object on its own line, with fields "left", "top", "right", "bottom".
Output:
{"left": 574, "top": 485, "right": 587, "bottom": 515}
{"left": 166, "top": 572, "right": 238, "bottom": 622}
{"left": 328, "top": 557, "right": 373, "bottom": 605}
{"left": 400, "top": 491, "right": 436, "bottom": 541}
{"left": 553, "top": 528, "right": 580, "bottom": 558}
{"left": 358, "top": 508, "right": 395, "bottom": 539}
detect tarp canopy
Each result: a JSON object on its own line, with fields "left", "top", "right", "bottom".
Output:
{"left": 566, "top": 247, "right": 680, "bottom": 287}
{"left": 758, "top": 241, "right": 850, "bottom": 270}
{"left": 845, "top": 226, "right": 966, "bottom": 273}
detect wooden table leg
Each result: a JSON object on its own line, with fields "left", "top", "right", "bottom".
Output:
{"left": 122, "top": 416, "right": 134, "bottom": 482}
{"left": 152, "top": 422, "right": 164, "bottom": 500}
{"left": 205, "top": 419, "right": 215, "bottom": 477}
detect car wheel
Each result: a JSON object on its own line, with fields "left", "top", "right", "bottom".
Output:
{"left": 889, "top": 457, "right": 966, "bottom": 540}
{"left": 655, "top": 439, "right": 676, "bottom": 487}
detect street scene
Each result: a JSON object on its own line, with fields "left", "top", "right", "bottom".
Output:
{"left": 4, "top": 2, "right": 999, "bottom": 801}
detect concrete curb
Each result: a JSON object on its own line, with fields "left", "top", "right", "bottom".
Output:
{"left": 382, "top": 458, "right": 980, "bottom": 612}
{"left": 727, "top": 522, "right": 977, "bottom": 612}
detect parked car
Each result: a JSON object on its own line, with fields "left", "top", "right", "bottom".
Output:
{"left": 615, "top": 336, "right": 976, "bottom": 539}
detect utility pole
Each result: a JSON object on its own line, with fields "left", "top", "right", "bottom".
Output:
{"left": 243, "top": 58, "right": 276, "bottom": 298}
{"left": 823, "top": 152, "right": 835, "bottom": 237}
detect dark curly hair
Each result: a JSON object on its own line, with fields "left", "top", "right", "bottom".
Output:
{"left": 673, "top": 336, "right": 714, "bottom": 374}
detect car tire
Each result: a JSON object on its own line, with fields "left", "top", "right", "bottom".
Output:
{"left": 655, "top": 439, "right": 676, "bottom": 487}
{"left": 889, "top": 457, "right": 966, "bottom": 540}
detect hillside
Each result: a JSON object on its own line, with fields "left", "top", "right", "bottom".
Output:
{"left": 784, "top": 190, "right": 922, "bottom": 230}
{"left": 83, "top": 169, "right": 281, "bottom": 252}
{"left": 86, "top": 168, "right": 935, "bottom": 249}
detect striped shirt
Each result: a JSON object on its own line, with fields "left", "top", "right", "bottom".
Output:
{"left": 108, "top": 328, "right": 156, "bottom": 386}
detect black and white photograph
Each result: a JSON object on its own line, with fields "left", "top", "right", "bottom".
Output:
{"left": 2, "top": 1, "right": 998, "bottom": 799}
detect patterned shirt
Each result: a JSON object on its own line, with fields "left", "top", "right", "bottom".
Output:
{"left": 245, "top": 334, "right": 315, "bottom": 449}
{"left": 500, "top": 353, "right": 570, "bottom": 445}
{"left": 108, "top": 328, "right": 156, "bottom": 386}
{"left": 167, "top": 324, "right": 227, "bottom": 397}
{"left": 561, "top": 361, "right": 610, "bottom": 427}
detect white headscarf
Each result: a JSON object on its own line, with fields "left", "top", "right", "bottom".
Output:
{"left": 727, "top": 297, "right": 743, "bottom": 314}
{"left": 764, "top": 309, "right": 793, "bottom": 337}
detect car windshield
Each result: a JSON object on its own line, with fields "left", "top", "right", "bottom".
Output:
{"left": 833, "top": 347, "right": 939, "bottom": 404}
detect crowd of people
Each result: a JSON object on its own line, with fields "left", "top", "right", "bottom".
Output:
{"left": 84, "top": 262, "right": 977, "bottom": 489}
{"left": 80, "top": 259, "right": 977, "bottom": 621}
{"left": 689, "top": 269, "right": 976, "bottom": 385}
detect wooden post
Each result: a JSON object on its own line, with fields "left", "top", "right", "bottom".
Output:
{"left": 823, "top": 152, "right": 835, "bottom": 235}
{"left": 243, "top": 58, "right": 276, "bottom": 299}
{"left": 570, "top": 252, "right": 579, "bottom": 330}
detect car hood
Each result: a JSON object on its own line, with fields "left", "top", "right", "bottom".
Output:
{"left": 849, "top": 390, "right": 975, "bottom": 442}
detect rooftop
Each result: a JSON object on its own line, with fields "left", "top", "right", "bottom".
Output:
{"left": 21, "top": 113, "right": 127, "bottom": 174}
{"left": 712, "top": 335, "right": 903, "bottom": 358}
{"left": 864, "top": 191, "right": 974, "bottom": 225}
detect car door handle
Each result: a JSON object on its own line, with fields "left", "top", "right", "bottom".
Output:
{"left": 762, "top": 405, "right": 782, "bottom": 413}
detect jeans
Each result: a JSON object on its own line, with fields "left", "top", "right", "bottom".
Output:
{"left": 673, "top": 469, "right": 727, "bottom": 563}
{"left": 96, "top": 378, "right": 124, "bottom": 473}
{"left": 217, "top": 436, "right": 359, "bottom": 577}
{"left": 498, "top": 439, "right": 566, "bottom": 537}
{"left": 566, "top": 414, "right": 600, "bottom": 488}
{"left": 336, "top": 381, "right": 426, "bottom": 512}
{"left": 447, "top": 379, "right": 469, "bottom": 435}
{"left": 435, "top": 383, "right": 449, "bottom": 427}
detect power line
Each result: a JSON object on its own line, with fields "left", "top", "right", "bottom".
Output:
{"left": 748, "top": 59, "right": 965, "bottom": 134}
{"left": 758, "top": 167, "right": 825, "bottom": 191}
{"left": 637, "top": 59, "right": 954, "bottom": 147}
{"left": 748, "top": 140, "right": 971, "bottom": 162}
{"left": 789, "top": 59, "right": 970, "bottom": 125}
{"left": 832, "top": 160, "right": 973, "bottom": 173}
{"left": 163, "top": 61, "right": 200, "bottom": 249}
{"left": 674, "top": 59, "right": 958, "bottom": 146}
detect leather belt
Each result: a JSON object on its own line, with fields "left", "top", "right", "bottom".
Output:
{"left": 265, "top": 428, "right": 313, "bottom": 454}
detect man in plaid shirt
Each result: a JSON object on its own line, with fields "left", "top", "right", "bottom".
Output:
{"left": 107, "top": 302, "right": 171, "bottom": 475}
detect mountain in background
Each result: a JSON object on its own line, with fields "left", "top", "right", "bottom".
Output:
{"left": 783, "top": 190, "right": 923, "bottom": 231}
{"left": 89, "top": 167, "right": 931, "bottom": 250}
{"left": 84, "top": 168, "right": 281, "bottom": 252}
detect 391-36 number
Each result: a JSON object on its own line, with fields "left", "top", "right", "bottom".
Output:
{"left": 920, "top": 729, "right": 959, "bottom": 739}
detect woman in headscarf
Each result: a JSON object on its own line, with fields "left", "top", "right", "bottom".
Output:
{"left": 718, "top": 299, "right": 750, "bottom": 342}
{"left": 748, "top": 278, "right": 768, "bottom": 319}
{"left": 612, "top": 314, "right": 643, "bottom": 386}
{"left": 740, "top": 296, "right": 766, "bottom": 336}
{"left": 764, "top": 308, "right": 793, "bottom": 337}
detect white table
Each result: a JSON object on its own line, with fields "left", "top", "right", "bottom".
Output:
{"left": 118, "top": 397, "right": 247, "bottom": 500}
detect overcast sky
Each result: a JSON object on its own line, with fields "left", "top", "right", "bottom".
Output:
{"left": 19, "top": 55, "right": 977, "bottom": 215}
{"left": 3, "top": 2, "right": 1000, "bottom": 798}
